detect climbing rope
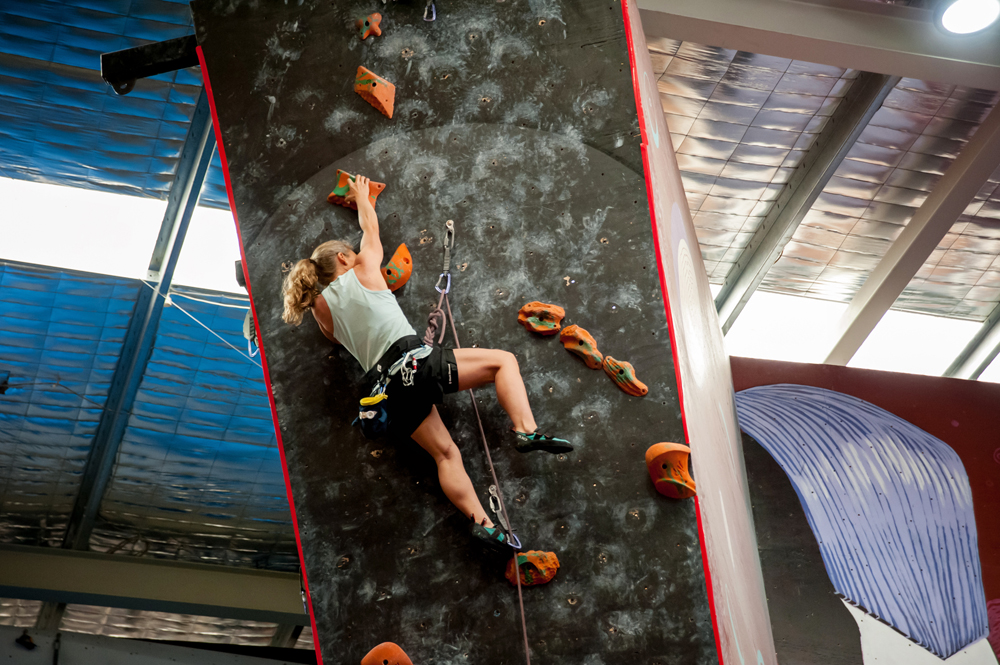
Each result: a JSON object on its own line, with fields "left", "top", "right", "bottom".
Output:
{"left": 422, "top": 220, "right": 532, "bottom": 665}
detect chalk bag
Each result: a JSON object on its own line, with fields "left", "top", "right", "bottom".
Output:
{"left": 354, "top": 391, "right": 390, "bottom": 439}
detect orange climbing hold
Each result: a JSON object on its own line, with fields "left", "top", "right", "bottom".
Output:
{"left": 361, "top": 642, "right": 413, "bottom": 665}
{"left": 383, "top": 243, "right": 412, "bottom": 292}
{"left": 355, "top": 66, "right": 395, "bottom": 118}
{"left": 603, "top": 356, "right": 648, "bottom": 396}
{"left": 560, "top": 325, "right": 603, "bottom": 369}
{"left": 645, "top": 442, "right": 696, "bottom": 499}
{"left": 505, "top": 550, "right": 560, "bottom": 587}
{"left": 356, "top": 12, "right": 382, "bottom": 40}
{"left": 518, "top": 301, "right": 565, "bottom": 335}
{"left": 327, "top": 170, "right": 386, "bottom": 210}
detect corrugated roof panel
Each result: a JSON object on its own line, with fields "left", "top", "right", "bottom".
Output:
{"left": 763, "top": 80, "right": 1000, "bottom": 319}
{"left": 0, "top": 598, "right": 42, "bottom": 628}
{"left": 654, "top": 38, "right": 857, "bottom": 282}
{"left": 0, "top": 262, "right": 138, "bottom": 547}
{"left": 91, "top": 288, "right": 294, "bottom": 570}
{"left": 0, "top": 1, "right": 229, "bottom": 208}
{"left": 60, "top": 604, "right": 278, "bottom": 645}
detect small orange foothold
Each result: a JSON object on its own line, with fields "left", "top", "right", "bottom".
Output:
{"left": 603, "top": 356, "right": 648, "bottom": 396}
{"left": 383, "top": 243, "right": 412, "bottom": 292}
{"left": 355, "top": 66, "right": 395, "bottom": 118}
{"left": 505, "top": 550, "right": 560, "bottom": 586}
{"left": 518, "top": 301, "right": 565, "bottom": 335}
{"left": 645, "top": 442, "right": 696, "bottom": 499}
{"left": 356, "top": 12, "right": 382, "bottom": 40}
{"left": 327, "top": 169, "right": 386, "bottom": 210}
{"left": 361, "top": 642, "right": 413, "bottom": 665}
{"left": 560, "top": 325, "right": 603, "bottom": 369}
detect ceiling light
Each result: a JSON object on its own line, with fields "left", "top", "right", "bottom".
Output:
{"left": 938, "top": 0, "right": 1000, "bottom": 34}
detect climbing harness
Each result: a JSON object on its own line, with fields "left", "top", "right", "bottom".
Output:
{"left": 422, "top": 220, "right": 532, "bottom": 665}
{"left": 389, "top": 345, "right": 433, "bottom": 387}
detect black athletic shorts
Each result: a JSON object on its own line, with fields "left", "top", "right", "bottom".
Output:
{"left": 364, "top": 335, "right": 460, "bottom": 438}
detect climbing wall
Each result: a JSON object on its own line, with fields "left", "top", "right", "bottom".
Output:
{"left": 191, "top": 1, "right": 719, "bottom": 663}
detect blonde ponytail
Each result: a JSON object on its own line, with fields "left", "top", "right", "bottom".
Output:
{"left": 281, "top": 240, "right": 354, "bottom": 325}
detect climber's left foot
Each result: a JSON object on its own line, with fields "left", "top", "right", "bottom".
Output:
{"left": 469, "top": 521, "right": 518, "bottom": 553}
{"left": 511, "top": 429, "right": 574, "bottom": 454}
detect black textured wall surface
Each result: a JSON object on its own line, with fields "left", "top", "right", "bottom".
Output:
{"left": 192, "top": 2, "right": 718, "bottom": 663}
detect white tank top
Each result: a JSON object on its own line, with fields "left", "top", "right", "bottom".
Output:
{"left": 320, "top": 269, "right": 416, "bottom": 372}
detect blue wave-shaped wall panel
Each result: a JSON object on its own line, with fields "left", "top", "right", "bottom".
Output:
{"left": 734, "top": 384, "right": 988, "bottom": 659}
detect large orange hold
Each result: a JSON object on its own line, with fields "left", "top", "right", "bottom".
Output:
{"left": 603, "top": 356, "right": 648, "bottom": 396}
{"left": 383, "top": 243, "right": 412, "bottom": 292}
{"left": 645, "top": 442, "right": 696, "bottom": 499}
{"left": 361, "top": 642, "right": 413, "bottom": 665}
{"left": 327, "top": 169, "right": 386, "bottom": 210}
{"left": 505, "top": 550, "right": 560, "bottom": 586}
{"left": 355, "top": 66, "right": 395, "bottom": 118}
{"left": 560, "top": 325, "right": 603, "bottom": 369}
{"left": 518, "top": 301, "right": 565, "bottom": 335}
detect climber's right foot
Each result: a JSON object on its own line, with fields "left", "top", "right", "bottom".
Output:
{"left": 511, "top": 429, "right": 574, "bottom": 454}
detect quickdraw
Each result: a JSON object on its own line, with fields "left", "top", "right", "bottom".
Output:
{"left": 421, "top": 220, "right": 531, "bottom": 665}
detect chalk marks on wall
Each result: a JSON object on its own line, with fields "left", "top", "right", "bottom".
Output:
{"left": 734, "top": 384, "right": 990, "bottom": 661}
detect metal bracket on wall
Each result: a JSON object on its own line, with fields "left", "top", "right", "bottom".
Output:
{"left": 101, "top": 35, "right": 198, "bottom": 96}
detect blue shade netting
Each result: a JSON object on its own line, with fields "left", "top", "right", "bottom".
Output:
{"left": 735, "top": 384, "right": 988, "bottom": 659}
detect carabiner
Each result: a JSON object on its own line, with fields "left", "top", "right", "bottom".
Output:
{"left": 434, "top": 272, "right": 451, "bottom": 294}
{"left": 423, "top": 1, "right": 436, "bottom": 21}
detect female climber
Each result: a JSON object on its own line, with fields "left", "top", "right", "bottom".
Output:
{"left": 280, "top": 174, "right": 572, "bottom": 551}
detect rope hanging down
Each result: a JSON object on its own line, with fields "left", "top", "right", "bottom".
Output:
{"left": 422, "top": 220, "right": 532, "bottom": 665}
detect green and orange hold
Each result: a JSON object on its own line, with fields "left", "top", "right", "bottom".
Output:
{"left": 354, "top": 65, "right": 395, "bottom": 118}
{"left": 382, "top": 243, "right": 412, "bottom": 292}
{"left": 518, "top": 301, "right": 565, "bottom": 335}
{"left": 505, "top": 550, "right": 560, "bottom": 586}
{"left": 603, "top": 355, "right": 648, "bottom": 396}
{"left": 645, "top": 442, "right": 696, "bottom": 499}
{"left": 327, "top": 169, "right": 386, "bottom": 210}
{"left": 355, "top": 12, "right": 381, "bottom": 40}
{"left": 560, "top": 324, "right": 603, "bottom": 369}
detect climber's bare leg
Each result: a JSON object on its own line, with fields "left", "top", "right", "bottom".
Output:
{"left": 410, "top": 406, "right": 493, "bottom": 527}
{"left": 453, "top": 348, "right": 537, "bottom": 433}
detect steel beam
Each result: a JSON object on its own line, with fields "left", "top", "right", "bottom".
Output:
{"left": 62, "top": 88, "right": 216, "bottom": 552}
{"left": 1, "top": 544, "right": 305, "bottom": 624}
{"left": 714, "top": 71, "right": 899, "bottom": 334}
{"left": 824, "top": 102, "right": 1000, "bottom": 365}
{"left": 944, "top": 303, "right": 1000, "bottom": 379}
{"left": 101, "top": 35, "right": 198, "bottom": 96}
{"left": 637, "top": 0, "right": 1000, "bottom": 91}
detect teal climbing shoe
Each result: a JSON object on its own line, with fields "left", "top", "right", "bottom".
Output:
{"left": 469, "top": 522, "right": 518, "bottom": 552}
{"left": 511, "top": 429, "right": 574, "bottom": 454}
